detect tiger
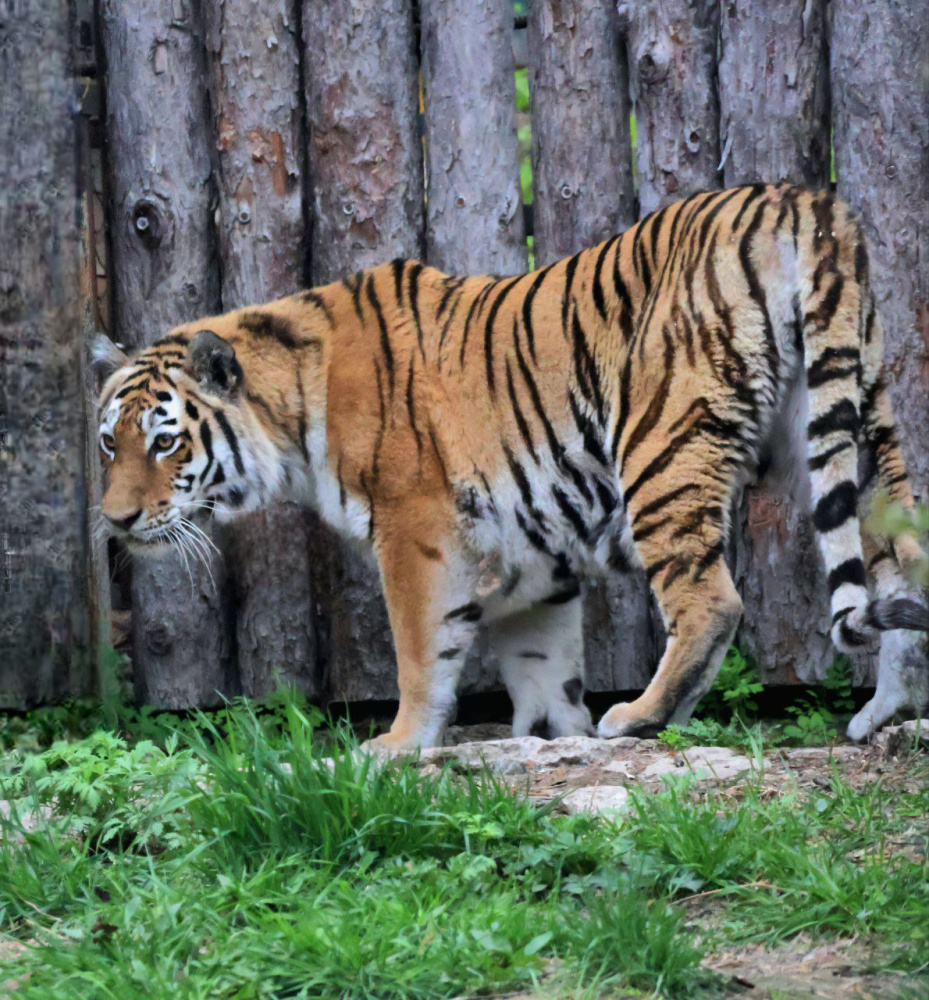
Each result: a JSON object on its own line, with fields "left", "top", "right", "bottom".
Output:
{"left": 94, "top": 183, "right": 929, "bottom": 751}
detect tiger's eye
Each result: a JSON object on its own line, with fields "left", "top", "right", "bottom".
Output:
{"left": 100, "top": 433, "right": 115, "bottom": 454}
{"left": 154, "top": 433, "right": 176, "bottom": 451}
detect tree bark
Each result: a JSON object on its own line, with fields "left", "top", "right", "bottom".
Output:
{"left": 527, "top": 0, "right": 636, "bottom": 266}
{"left": 0, "top": 0, "right": 92, "bottom": 706}
{"left": 717, "top": 0, "right": 837, "bottom": 684}
{"left": 419, "top": 0, "right": 526, "bottom": 277}
{"left": 303, "top": 0, "right": 424, "bottom": 277}
{"left": 617, "top": 0, "right": 720, "bottom": 216}
{"left": 832, "top": 0, "right": 929, "bottom": 499}
{"left": 718, "top": 0, "right": 830, "bottom": 187}
{"left": 303, "top": 0, "right": 424, "bottom": 702}
{"left": 204, "top": 0, "right": 318, "bottom": 700}
{"left": 100, "top": 0, "right": 233, "bottom": 708}
{"left": 525, "top": 0, "right": 647, "bottom": 694}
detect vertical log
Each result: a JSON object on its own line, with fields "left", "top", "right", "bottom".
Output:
{"left": 832, "top": 0, "right": 929, "bottom": 498}
{"left": 303, "top": 0, "right": 424, "bottom": 702}
{"left": 418, "top": 0, "right": 524, "bottom": 695}
{"left": 419, "top": 0, "right": 526, "bottom": 277}
{"left": 100, "top": 0, "right": 233, "bottom": 707}
{"left": 204, "top": 0, "right": 318, "bottom": 699}
{"left": 0, "top": 0, "right": 92, "bottom": 705}
{"left": 527, "top": 0, "right": 636, "bottom": 266}
{"left": 718, "top": 0, "right": 830, "bottom": 187}
{"left": 617, "top": 0, "right": 720, "bottom": 216}
{"left": 717, "top": 0, "right": 838, "bottom": 684}
{"left": 526, "top": 0, "right": 648, "bottom": 694}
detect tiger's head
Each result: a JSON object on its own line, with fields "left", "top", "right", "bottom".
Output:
{"left": 94, "top": 328, "right": 284, "bottom": 554}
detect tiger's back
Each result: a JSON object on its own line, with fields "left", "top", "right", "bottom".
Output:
{"left": 96, "top": 184, "right": 929, "bottom": 749}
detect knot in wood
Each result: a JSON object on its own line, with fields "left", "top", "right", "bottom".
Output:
{"left": 144, "top": 622, "right": 172, "bottom": 656}
{"left": 559, "top": 183, "right": 573, "bottom": 200}
{"left": 131, "top": 199, "right": 163, "bottom": 248}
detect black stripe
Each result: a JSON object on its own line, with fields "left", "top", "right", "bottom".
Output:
{"left": 731, "top": 184, "right": 766, "bottom": 231}
{"left": 622, "top": 328, "right": 675, "bottom": 462}
{"left": 813, "top": 480, "right": 858, "bottom": 533}
{"left": 522, "top": 264, "right": 554, "bottom": 364}
{"left": 459, "top": 280, "right": 496, "bottom": 368}
{"left": 198, "top": 420, "right": 214, "bottom": 483}
{"left": 391, "top": 258, "right": 405, "bottom": 306}
{"left": 483, "top": 275, "right": 522, "bottom": 396}
{"left": 408, "top": 261, "right": 425, "bottom": 360}
{"left": 571, "top": 311, "right": 605, "bottom": 425}
{"left": 295, "top": 367, "right": 310, "bottom": 463}
{"left": 633, "top": 483, "right": 699, "bottom": 524}
{"left": 807, "top": 346, "right": 860, "bottom": 388}
{"left": 444, "top": 603, "right": 482, "bottom": 623}
{"left": 738, "top": 199, "right": 778, "bottom": 384}
{"left": 213, "top": 410, "right": 244, "bottom": 475}
{"left": 828, "top": 558, "right": 867, "bottom": 594}
{"left": 344, "top": 272, "right": 365, "bottom": 323}
{"left": 405, "top": 357, "right": 423, "bottom": 455}
{"left": 437, "top": 648, "right": 461, "bottom": 660}
{"left": 808, "top": 440, "right": 853, "bottom": 472}
{"left": 561, "top": 253, "right": 581, "bottom": 337}
{"left": 514, "top": 323, "right": 565, "bottom": 460}
{"left": 552, "top": 485, "right": 589, "bottom": 542}
{"left": 437, "top": 276, "right": 464, "bottom": 320}
{"left": 239, "top": 311, "right": 301, "bottom": 350}
{"left": 592, "top": 235, "right": 620, "bottom": 322}
{"left": 543, "top": 580, "right": 581, "bottom": 605}
{"left": 366, "top": 275, "right": 395, "bottom": 397}
{"left": 185, "top": 400, "right": 199, "bottom": 420}
{"left": 505, "top": 358, "right": 538, "bottom": 464}
{"left": 568, "top": 392, "right": 608, "bottom": 466}
{"left": 808, "top": 399, "right": 859, "bottom": 440}
{"left": 299, "top": 289, "right": 334, "bottom": 326}
{"left": 372, "top": 360, "right": 387, "bottom": 481}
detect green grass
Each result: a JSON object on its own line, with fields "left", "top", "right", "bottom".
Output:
{"left": 0, "top": 698, "right": 926, "bottom": 998}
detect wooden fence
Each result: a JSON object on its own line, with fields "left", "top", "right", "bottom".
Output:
{"left": 2, "top": 0, "right": 926, "bottom": 709}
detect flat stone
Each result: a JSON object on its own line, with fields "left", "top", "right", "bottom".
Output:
{"left": 643, "top": 746, "right": 752, "bottom": 782}
{"left": 421, "top": 734, "right": 620, "bottom": 773}
{"left": 561, "top": 784, "right": 630, "bottom": 816}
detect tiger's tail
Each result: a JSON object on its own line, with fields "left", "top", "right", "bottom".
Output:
{"left": 799, "top": 194, "right": 929, "bottom": 652}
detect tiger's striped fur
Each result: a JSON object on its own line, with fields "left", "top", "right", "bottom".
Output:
{"left": 96, "top": 184, "right": 928, "bottom": 749}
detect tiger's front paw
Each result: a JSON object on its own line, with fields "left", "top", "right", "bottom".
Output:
{"left": 597, "top": 701, "right": 664, "bottom": 740}
{"left": 362, "top": 729, "right": 426, "bottom": 757}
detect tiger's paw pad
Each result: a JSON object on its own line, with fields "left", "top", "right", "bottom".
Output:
{"left": 361, "top": 732, "right": 422, "bottom": 757}
{"left": 597, "top": 703, "right": 663, "bottom": 740}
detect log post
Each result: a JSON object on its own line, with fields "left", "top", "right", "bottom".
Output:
{"left": 419, "top": 0, "right": 526, "bottom": 277}
{"left": 717, "top": 0, "right": 839, "bottom": 684}
{"left": 527, "top": 0, "right": 636, "bottom": 266}
{"left": 418, "top": 0, "right": 526, "bottom": 695}
{"left": 526, "top": 0, "right": 651, "bottom": 694}
{"left": 0, "top": 0, "right": 92, "bottom": 705}
{"left": 100, "top": 0, "right": 233, "bottom": 707}
{"left": 832, "top": 0, "right": 929, "bottom": 499}
{"left": 617, "top": 0, "right": 721, "bottom": 215}
{"left": 302, "top": 0, "right": 424, "bottom": 702}
{"left": 718, "top": 0, "right": 830, "bottom": 186}
{"left": 204, "top": 0, "right": 318, "bottom": 699}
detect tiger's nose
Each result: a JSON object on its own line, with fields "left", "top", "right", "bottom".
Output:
{"left": 105, "top": 509, "right": 143, "bottom": 531}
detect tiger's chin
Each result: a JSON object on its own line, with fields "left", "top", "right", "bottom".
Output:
{"left": 124, "top": 534, "right": 177, "bottom": 558}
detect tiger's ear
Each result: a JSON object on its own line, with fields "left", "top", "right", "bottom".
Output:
{"left": 89, "top": 334, "right": 129, "bottom": 377}
{"left": 186, "top": 330, "right": 243, "bottom": 396}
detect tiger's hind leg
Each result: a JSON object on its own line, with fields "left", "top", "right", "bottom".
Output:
{"left": 848, "top": 356, "right": 928, "bottom": 741}
{"left": 598, "top": 469, "right": 743, "bottom": 739}
{"left": 490, "top": 597, "right": 594, "bottom": 739}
